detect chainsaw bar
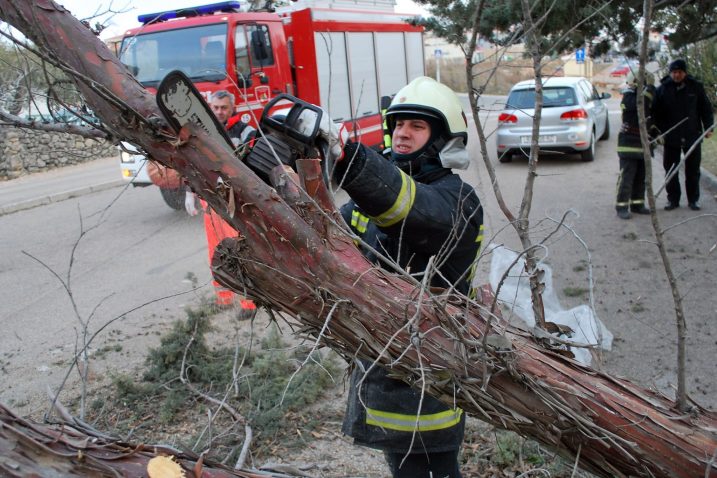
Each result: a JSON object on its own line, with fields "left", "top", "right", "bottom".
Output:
{"left": 156, "top": 70, "right": 234, "bottom": 153}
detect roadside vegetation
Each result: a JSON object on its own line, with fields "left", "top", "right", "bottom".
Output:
{"left": 84, "top": 296, "right": 340, "bottom": 465}
{"left": 79, "top": 299, "right": 592, "bottom": 476}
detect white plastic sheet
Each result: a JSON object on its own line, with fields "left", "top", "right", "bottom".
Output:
{"left": 487, "top": 245, "right": 613, "bottom": 366}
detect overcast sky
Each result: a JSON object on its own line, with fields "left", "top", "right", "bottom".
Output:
{"left": 55, "top": 0, "right": 428, "bottom": 39}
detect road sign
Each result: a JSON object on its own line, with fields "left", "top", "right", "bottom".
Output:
{"left": 576, "top": 47, "right": 585, "bottom": 64}
{"left": 434, "top": 48, "right": 442, "bottom": 59}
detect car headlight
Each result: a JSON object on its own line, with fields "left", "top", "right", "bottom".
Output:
{"left": 120, "top": 150, "right": 135, "bottom": 163}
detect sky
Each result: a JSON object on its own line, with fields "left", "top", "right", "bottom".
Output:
{"left": 55, "top": 0, "right": 429, "bottom": 40}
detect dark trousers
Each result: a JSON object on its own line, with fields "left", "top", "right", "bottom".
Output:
{"left": 663, "top": 143, "right": 702, "bottom": 204}
{"left": 384, "top": 450, "right": 462, "bottom": 478}
{"left": 616, "top": 157, "right": 646, "bottom": 210}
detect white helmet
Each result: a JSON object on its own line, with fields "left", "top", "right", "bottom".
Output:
{"left": 385, "top": 77, "right": 470, "bottom": 170}
{"left": 386, "top": 76, "right": 467, "bottom": 141}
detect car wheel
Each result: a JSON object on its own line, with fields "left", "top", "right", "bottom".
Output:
{"left": 599, "top": 117, "right": 610, "bottom": 141}
{"left": 159, "top": 187, "right": 186, "bottom": 210}
{"left": 498, "top": 150, "right": 513, "bottom": 163}
{"left": 580, "top": 131, "right": 596, "bottom": 162}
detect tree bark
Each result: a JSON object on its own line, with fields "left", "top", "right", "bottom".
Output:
{"left": 0, "top": 402, "right": 299, "bottom": 477}
{"left": 0, "top": 2, "right": 715, "bottom": 478}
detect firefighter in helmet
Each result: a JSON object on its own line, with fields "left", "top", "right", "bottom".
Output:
{"left": 615, "top": 71, "right": 656, "bottom": 219}
{"left": 334, "top": 76, "right": 484, "bottom": 478}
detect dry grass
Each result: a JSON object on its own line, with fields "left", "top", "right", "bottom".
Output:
{"left": 426, "top": 57, "right": 565, "bottom": 95}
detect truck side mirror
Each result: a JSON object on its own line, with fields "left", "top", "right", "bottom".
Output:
{"left": 250, "top": 29, "right": 269, "bottom": 63}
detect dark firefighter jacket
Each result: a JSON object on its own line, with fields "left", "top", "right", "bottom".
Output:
{"left": 617, "top": 84, "right": 656, "bottom": 160}
{"left": 336, "top": 142, "right": 484, "bottom": 454}
{"left": 655, "top": 75, "right": 714, "bottom": 148}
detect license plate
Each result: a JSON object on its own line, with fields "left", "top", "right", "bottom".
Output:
{"left": 521, "top": 135, "right": 557, "bottom": 144}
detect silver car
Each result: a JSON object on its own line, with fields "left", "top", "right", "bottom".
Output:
{"left": 496, "top": 76, "right": 611, "bottom": 162}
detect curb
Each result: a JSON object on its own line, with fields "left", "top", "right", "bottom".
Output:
{"left": 0, "top": 180, "right": 125, "bottom": 216}
{"left": 701, "top": 166, "right": 717, "bottom": 192}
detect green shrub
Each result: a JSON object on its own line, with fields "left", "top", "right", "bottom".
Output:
{"left": 143, "top": 297, "right": 233, "bottom": 385}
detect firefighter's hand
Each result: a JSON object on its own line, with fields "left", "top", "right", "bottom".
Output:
{"left": 318, "top": 112, "right": 349, "bottom": 161}
{"left": 296, "top": 109, "right": 349, "bottom": 161}
{"left": 184, "top": 191, "right": 199, "bottom": 216}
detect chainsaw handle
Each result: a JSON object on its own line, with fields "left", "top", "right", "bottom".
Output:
{"left": 260, "top": 94, "right": 323, "bottom": 147}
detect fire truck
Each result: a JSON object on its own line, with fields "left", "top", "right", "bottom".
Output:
{"left": 118, "top": 0, "right": 425, "bottom": 209}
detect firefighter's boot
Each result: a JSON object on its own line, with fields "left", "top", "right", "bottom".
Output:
{"left": 616, "top": 208, "right": 632, "bottom": 220}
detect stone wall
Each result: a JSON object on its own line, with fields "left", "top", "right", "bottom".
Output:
{"left": 0, "top": 127, "right": 117, "bottom": 180}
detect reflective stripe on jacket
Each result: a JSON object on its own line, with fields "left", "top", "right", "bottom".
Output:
{"left": 366, "top": 407, "right": 463, "bottom": 432}
{"left": 617, "top": 86, "right": 656, "bottom": 160}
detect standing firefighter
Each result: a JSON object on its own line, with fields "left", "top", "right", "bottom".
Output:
{"left": 615, "top": 71, "right": 656, "bottom": 219}
{"left": 335, "top": 77, "right": 484, "bottom": 478}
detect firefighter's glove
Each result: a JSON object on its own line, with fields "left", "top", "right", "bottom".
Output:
{"left": 320, "top": 114, "right": 349, "bottom": 162}
{"left": 184, "top": 191, "right": 199, "bottom": 216}
{"left": 296, "top": 109, "right": 349, "bottom": 162}
{"left": 245, "top": 134, "right": 297, "bottom": 184}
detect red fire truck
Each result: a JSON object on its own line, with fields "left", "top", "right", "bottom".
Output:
{"left": 118, "top": 0, "right": 425, "bottom": 209}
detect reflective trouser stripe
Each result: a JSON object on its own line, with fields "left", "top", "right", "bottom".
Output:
{"left": 630, "top": 199, "right": 645, "bottom": 205}
{"left": 616, "top": 201, "right": 630, "bottom": 206}
{"left": 617, "top": 146, "right": 643, "bottom": 153}
{"left": 372, "top": 171, "right": 416, "bottom": 227}
{"left": 366, "top": 407, "right": 463, "bottom": 432}
{"left": 468, "top": 224, "right": 485, "bottom": 299}
{"left": 351, "top": 210, "right": 370, "bottom": 233}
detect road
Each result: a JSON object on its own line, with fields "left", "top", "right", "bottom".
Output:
{"left": 1, "top": 92, "right": 715, "bottom": 415}
{"left": 1, "top": 178, "right": 212, "bottom": 411}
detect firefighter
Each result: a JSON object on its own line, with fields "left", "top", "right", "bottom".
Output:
{"left": 325, "top": 77, "right": 484, "bottom": 477}
{"left": 654, "top": 59, "right": 714, "bottom": 210}
{"left": 208, "top": 90, "right": 257, "bottom": 148}
{"left": 615, "top": 71, "right": 656, "bottom": 219}
{"left": 185, "top": 90, "right": 257, "bottom": 317}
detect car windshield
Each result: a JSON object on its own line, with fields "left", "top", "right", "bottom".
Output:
{"left": 506, "top": 87, "right": 578, "bottom": 109}
{"left": 119, "top": 23, "right": 228, "bottom": 87}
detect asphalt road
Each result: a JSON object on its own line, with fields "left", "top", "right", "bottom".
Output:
{"left": 2, "top": 93, "right": 715, "bottom": 413}
{"left": 1, "top": 175, "right": 212, "bottom": 410}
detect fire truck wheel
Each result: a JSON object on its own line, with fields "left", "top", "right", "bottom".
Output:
{"left": 159, "top": 187, "right": 186, "bottom": 211}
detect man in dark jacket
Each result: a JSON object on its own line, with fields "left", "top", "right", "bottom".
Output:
{"left": 654, "top": 59, "right": 714, "bottom": 211}
{"left": 334, "top": 77, "right": 484, "bottom": 478}
{"left": 615, "top": 71, "right": 657, "bottom": 219}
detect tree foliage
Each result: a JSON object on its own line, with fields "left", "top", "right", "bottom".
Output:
{"left": 413, "top": 0, "right": 717, "bottom": 58}
{"left": 680, "top": 39, "right": 717, "bottom": 106}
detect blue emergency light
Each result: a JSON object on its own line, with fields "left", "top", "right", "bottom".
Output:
{"left": 138, "top": 1, "right": 242, "bottom": 24}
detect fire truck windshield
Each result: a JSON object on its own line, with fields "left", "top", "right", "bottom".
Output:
{"left": 120, "top": 23, "right": 228, "bottom": 87}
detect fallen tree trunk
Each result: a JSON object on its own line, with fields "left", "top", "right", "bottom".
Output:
{"left": 0, "top": 2, "right": 715, "bottom": 477}
{"left": 0, "top": 402, "right": 307, "bottom": 477}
